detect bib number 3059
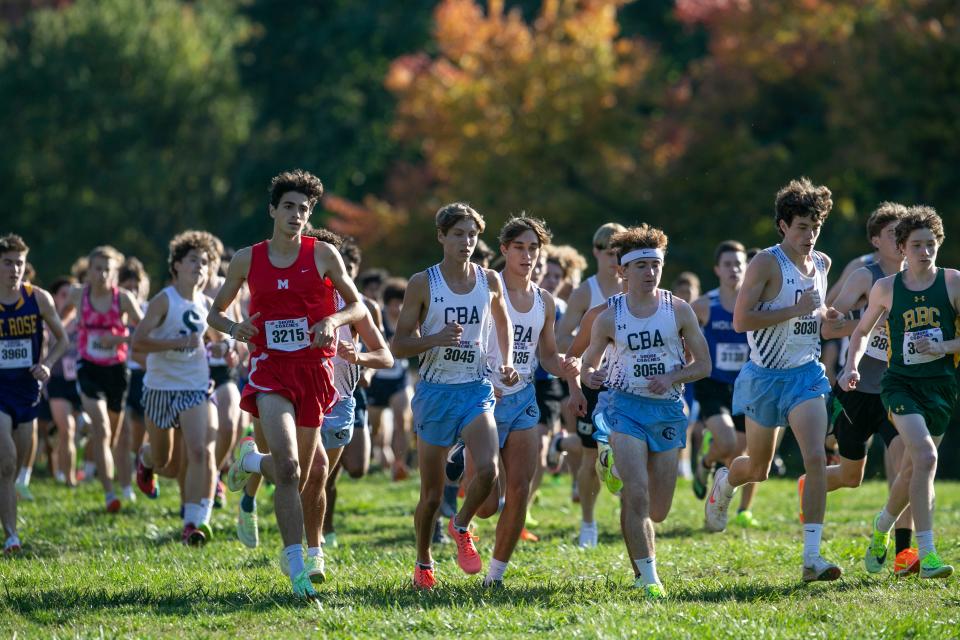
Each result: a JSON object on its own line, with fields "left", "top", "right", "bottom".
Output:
{"left": 266, "top": 318, "right": 310, "bottom": 352}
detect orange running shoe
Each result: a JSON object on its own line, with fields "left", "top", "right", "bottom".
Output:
{"left": 106, "top": 497, "right": 122, "bottom": 514}
{"left": 392, "top": 464, "right": 410, "bottom": 482}
{"left": 797, "top": 474, "right": 806, "bottom": 524}
{"left": 448, "top": 518, "right": 482, "bottom": 574}
{"left": 413, "top": 564, "right": 437, "bottom": 590}
{"left": 520, "top": 528, "right": 539, "bottom": 542}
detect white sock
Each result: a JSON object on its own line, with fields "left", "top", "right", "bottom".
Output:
{"left": 199, "top": 498, "right": 213, "bottom": 525}
{"left": 55, "top": 471, "right": 66, "bottom": 483}
{"left": 581, "top": 520, "right": 597, "bottom": 530}
{"left": 485, "top": 558, "right": 508, "bottom": 584}
{"left": 84, "top": 462, "right": 96, "bottom": 477}
{"left": 307, "top": 546, "right": 323, "bottom": 559}
{"left": 17, "top": 467, "right": 31, "bottom": 485}
{"left": 184, "top": 503, "right": 202, "bottom": 526}
{"left": 875, "top": 508, "right": 897, "bottom": 533}
{"left": 241, "top": 451, "right": 265, "bottom": 474}
{"left": 803, "top": 523, "right": 823, "bottom": 565}
{"left": 916, "top": 530, "right": 936, "bottom": 559}
{"left": 634, "top": 557, "right": 660, "bottom": 585}
{"left": 285, "top": 544, "right": 305, "bottom": 578}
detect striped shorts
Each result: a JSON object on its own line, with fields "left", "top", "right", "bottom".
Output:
{"left": 142, "top": 388, "right": 209, "bottom": 430}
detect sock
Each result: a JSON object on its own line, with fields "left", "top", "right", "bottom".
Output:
{"left": 916, "top": 530, "right": 935, "bottom": 559}
{"left": 84, "top": 461, "right": 96, "bottom": 478}
{"left": 4, "top": 534, "right": 20, "bottom": 549}
{"left": 634, "top": 557, "right": 660, "bottom": 585}
{"left": 452, "top": 516, "right": 469, "bottom": 534}
{"left": 241, "top": 451, "right": 265, "bottom": 474}
{"left": 485, "top": 558, "right": 508, "bottom": 584}
{"left": 105, "top": 491, "right": 117, "bottom": 504}
{"left": 719, "top": 474, "right": 735, "bottom": 499}
{"left": 285, "top": 544, "right": 305, "bottom": 578}
{"left": 803, "top": 523, "right": 823, "bottom": 565}
{"left": 875, "top": 508, "right": 897, "bottom": 533}
{"left": 199, "top": 497, "right": 213, "bottom": 525}
{"left": 416, "top": 561, "right": 433, "bottom": 570}
{"left": 240, "top": 491, "right": 256, "bottom": 513}
{"left": 581, "top": 520, "right": 597, "bottom": 530}
{"left": 184, "top": 503, "right": 203, "bottom": 526}
{"left": 306, "top": 546, "right": 323, "bottom": 559}
{"left": 17, "top": 467, "right": 31, "bottom": 485}
{"left": 895, "top": 528, "right": 913, "bottom": 554}
{"left": 55, "top": 471, "right": 66, "bottom": 483}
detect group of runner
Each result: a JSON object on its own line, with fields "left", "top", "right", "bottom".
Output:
{"left": 1, "top": 170, "right": 957, "bottom": 599}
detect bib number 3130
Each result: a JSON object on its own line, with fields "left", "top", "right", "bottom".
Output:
{"left": 266, "top": 318, "right": 310, "bottom": 352}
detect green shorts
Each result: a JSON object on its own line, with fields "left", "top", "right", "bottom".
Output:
{"left": 880, "top": 372, "right": 958, "bottom": 437}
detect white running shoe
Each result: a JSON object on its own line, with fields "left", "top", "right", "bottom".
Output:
{"left": 704, "top": 467, "right": 734, "bottom": 532}
{"left": 578, "top": 522, "right": 598, "bottom": 549}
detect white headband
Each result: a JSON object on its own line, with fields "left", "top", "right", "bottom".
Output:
{"left": 620, "top": 248, "right": 664, "bottom": 265}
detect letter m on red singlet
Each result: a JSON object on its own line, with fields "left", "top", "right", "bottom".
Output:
{"left": 277, "top": 279, "right": 289, "bottom": 290}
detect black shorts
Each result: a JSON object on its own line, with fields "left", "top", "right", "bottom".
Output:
{"left": 47, "top": 375, "right": 82, "bottom": 409}
{"left": 694, "top": 377, "right": 745, "bottom": 433}
{"left": 126, "top": 368, "right": 145, "bottom": 416}
{"left": 367, "top": 374, "right": 407, "bottom": 408}
{"left": 210, "top": 365, "right": 239, "bottom": 390}
{"left": 576, "top": 385, "right": 604, "bottom": 449}
{"left": 535, "top": 377, "right": 564, "bottom": 428}
{"left": 830, "top": 385, "right": 898, "bottom": 461}
{"left": 76, "top": 360, "right": 130, "bottom": 413}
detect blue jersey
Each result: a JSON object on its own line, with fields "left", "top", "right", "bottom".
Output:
{"left": 0, "top": 284, "right": 44, "bottom": 421}
{"left": 702, "top": 288, "right": 748, "bottom": 384}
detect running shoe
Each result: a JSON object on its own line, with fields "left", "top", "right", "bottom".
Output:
{"left": 304, "top": 554, "right": 326, "bottom": 584}
{"left": 704, "top": 467, "right": 733, "bottom": 532}
{"left": 894, "top": 548, "right": 920, "bottom": 577}
{"left": 733, "top": 510, "right": 759, "bottom": 528}
{"left": 771, "top": 454, "right": 787, "bottom": 477}
{"left": 136, "top": 454, "right": 158, "bottom": 499}
{"left": 633, "top": 578, "right": 666, "bottom": 600}
{"left": 279, "top": 548, "right": 291, "bottom": 576}
{"left": 432, "top": 519, "right": 449, "bottom": 545}
{"left": 525, "top": 510, "right": 540, "bottom": 528}
{"left": 292, "top": 569, "right": 319, "bottom": 599}
{"left": 519, "top": 528, "right": 539, "bottom": 542}
{"left": 802, "top": 556, "right": 842, "bottom": 582}
{"left": 864, "top": 513, "right": 890, "bottom": 574}
{"left": 3, "top": 536, "right": 21, "bottom": 555}
{"left": 440, "top": 484, "right": 458, "bottom": 518}
{"left": 546, "top": 432, "right": 566, "bottom": 473}
{"left": 692, "top": 459, "right": 710, "bottom": 500}
{"left": 237, "top": 509, "right": 260, "bottom": 549}
{"left": 226, "top": 437, "right": 257, "bottom": 492}
{"left": 182, "top": 524, "right": 205, "bottom": 546}
{"left": 214, "top": 480, "right": 227, "bottom": 509}
{"left": 920, "top": 552, "right": 954, "bottom": 579}
{"left": 448, "top": 518, "right": 482, "bottom": 574}
{"left": 445, "top": 442, "right": 465, "bottom": 484}
{"left": 413, "top": 564, "right": 436, "bottom": 590}
{"left": 578, "top": 522, "right": 598, "bottom": 549}
{"left": 121, "top": 485, "right": 136, "bottom": 503}
{"left": 15, "top": 483, "right": 34, "bottom": 502}
{"left": 106, "top": 497, "right": 122, "bottom": 514}
{"left": 596, "top": 442, "right": 622, "bottom": 496}
{"left": 322, "top": 532, "right": 337, "bottom": 548}
{"left": 797, "top": 474, "right": 806, "bottom": 524}
{"left": 197, "top": 522, "right": 213, "bottom": 541}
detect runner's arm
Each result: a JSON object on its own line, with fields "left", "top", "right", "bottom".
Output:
{"left": 487, "top": 269, "right": 515, "bottom": 381}
{"left": 133, "top": 293, "right": 197, "bottom": 353}
{"left": 580, "top": 308, "right": 614, "bottom": 389}
{"left": 567, "top": 303, "right": 605, "bottom": 358}
{"left": 821, "top": 267, "right": 872, "bottom": 339}
{"left": 555, "top": 283, "right": 590, "bottom": 352}
{"left": 316, "top": 241, "right": 365, "bottom": 331}
{"left": 345, "top": 308, "right": 394, "bottom": 370}
{"left": 390, "top": 273, "right": 441, "bottom": 358}
{"left": 733, "top": 252, "right": 809, "bottom": 332}
{"left": 208, "top": 248, "right": 252, "bottom": 337}
{"left": 670, "top": 301, "right": 712, "bottom": 385}
{"left": 838, "top": 278, "right": 890, "bottom": 389}
{"left": 538, "top": 293, "right": 580, "bottom": 381}
{"left": 36, "top": 287, "right": 69, "bottom": 375}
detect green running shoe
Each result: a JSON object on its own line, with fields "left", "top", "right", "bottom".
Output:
{"left": 226, "top": 437, "right": 257, "bottom": 492}
{"left": 304, "top": 555, "right": 326, "bottom": 584}
{"left": 633, "top": 578, "right": 666, "bottom": 600}
{"left": 291, "top": 569, "right": 318, "bottom": 600}
{"left": 197, "top": 522, "right": 213, "bottom": 541}
{"left": 321, "top": 531, "right": 337, "bottom": 549}
{"left": 864, "top": 514, "right": 890, "bottom": 574}
{"left": 15, "top": 483, "right": 34, "bottom": 502}
{"left": 920, "top": 552, "right": 954, "bottom": 579}
{"left": 596, "top": 443, "right": 623, "bottom": 496}
{"left": 734, "top": 510, "right": 759, "bottom": 528}
{"left": 237, "top": 506, "right": 259, "bottom": 549}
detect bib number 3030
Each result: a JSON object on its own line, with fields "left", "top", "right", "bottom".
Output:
{"left": 266, "top": 317, "right": 310, "bottom": 352}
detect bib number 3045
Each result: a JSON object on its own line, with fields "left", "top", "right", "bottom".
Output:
{"left": 266, "top": 318, "right": 310, "bottom": 352}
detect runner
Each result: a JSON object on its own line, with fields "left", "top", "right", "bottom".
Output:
{"left": 213, "top": 169, "right": 365, "bottom": 599}
{"left": 690, "top": 241, "right": 759, "bottom": 526}
{"left": 0, "top": 233, "right": 69, "bottom": 553}
{"left": 580, "top": 224, "right": 711, "bottom": 598}
{"left": 391, "top": 202, "right": 518, "bottom": 589}
{"left": 119, "top": 258, "right": 151, "bottom": 501}
{"left": 46, "top": 277, "right": 82, "bottom": 488}
{"left": 839, "top": 205, "right": 959, "bottom": 579}
{"left": 65, "top": 246, "right": 144, "bottom": 512}
{"left": 704, "top": 178, "right": 844, "bottom": 583}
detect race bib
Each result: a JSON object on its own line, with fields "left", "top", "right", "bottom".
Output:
{"left": 87, "top": 332, "right": 119, "bottom": 360}
{"left": 0, "top": 339, "right": 32, "bottom": 369}
{"left": 265, "top": 318, "right": 309, "bottom": 352}
{"left": 512, "top": 342, "right": 534, "bottom": 375}
{"left": 864, "top": 325, "right": 890, "bottom": 361}
{"left": 903, "top": 328, "right": 944, "bottom": 365}
{"left": 440, "top": 343, "right": 479, "bottom": 366}
{"left": 715, "top": 343, "right": 749, "bottom": 372}
{"left": 790, "top": 314, "right": 820, "bottom": 343}
{"left": 62, "top": 355, "right": 78, "bottom": 380}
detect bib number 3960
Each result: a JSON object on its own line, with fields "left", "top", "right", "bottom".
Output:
{"left": 0, "top": 339, "right": 32, "bottom": 369}
{"left": 266, "top": 318, "right": 310, "bottom": 352}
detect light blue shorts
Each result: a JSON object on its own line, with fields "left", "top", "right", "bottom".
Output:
{"left": 605, "top": 390, "right": 687, "bottom": 452}
{"left": 321, "top": 395, "right": 355, "bottom": 450}
{"left": 412, "top": 379, "right": 496, "bottom": 447}
{"left": 592, "top": 390, "right": 612, "bottom": 445}
{"left": 494, "top": 383, "right": 540, "bottom": 448}
{"left": 732, "top": 360, "right": 831, "bottom": 428}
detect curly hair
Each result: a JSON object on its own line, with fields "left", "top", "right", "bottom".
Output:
{"left": 270, "top": 169, "right": 324, "bottom": 208}
{"left": 0, "top": 233, "right": 28, "bottom": 255}
{"left": 303, "top": 225, "right": 343, "bottom": 248}
{"left": 895, "top": 206, "right": 945, "bottom": 249}
{"left": 609, "top": 224, "right": 669, "bottom": 262}
{"left": 498, "top": 215, "right": 552, "bottom": 248}
{"left": 547, "top": 245, "right": 588, "bottom": 279}
{"left": 866, "top": 202, "right": 908, "bottom": 243}
{"left": 168, "top": 231, "right": 217, "bottom": 279}
{"left": 774, "top": 178, "right": 832, "bottom": 237}
{"left": 436, "top": 202, "right": 485, "bottom": 235}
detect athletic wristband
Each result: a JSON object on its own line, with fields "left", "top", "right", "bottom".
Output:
{"left": 227, "top": 321, "right": 237, "bottom": 338}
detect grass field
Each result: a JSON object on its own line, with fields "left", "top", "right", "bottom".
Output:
{"left": 3, "top": 472, "right": 959, "bottom": 639}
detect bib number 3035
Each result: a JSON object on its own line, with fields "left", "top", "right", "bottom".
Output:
{"left": 266, "top": 317, "right": 310, "bottom": 352}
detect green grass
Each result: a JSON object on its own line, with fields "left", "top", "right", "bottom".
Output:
{"left": 2, "top": 472, "right": 959, "bottom": 639}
